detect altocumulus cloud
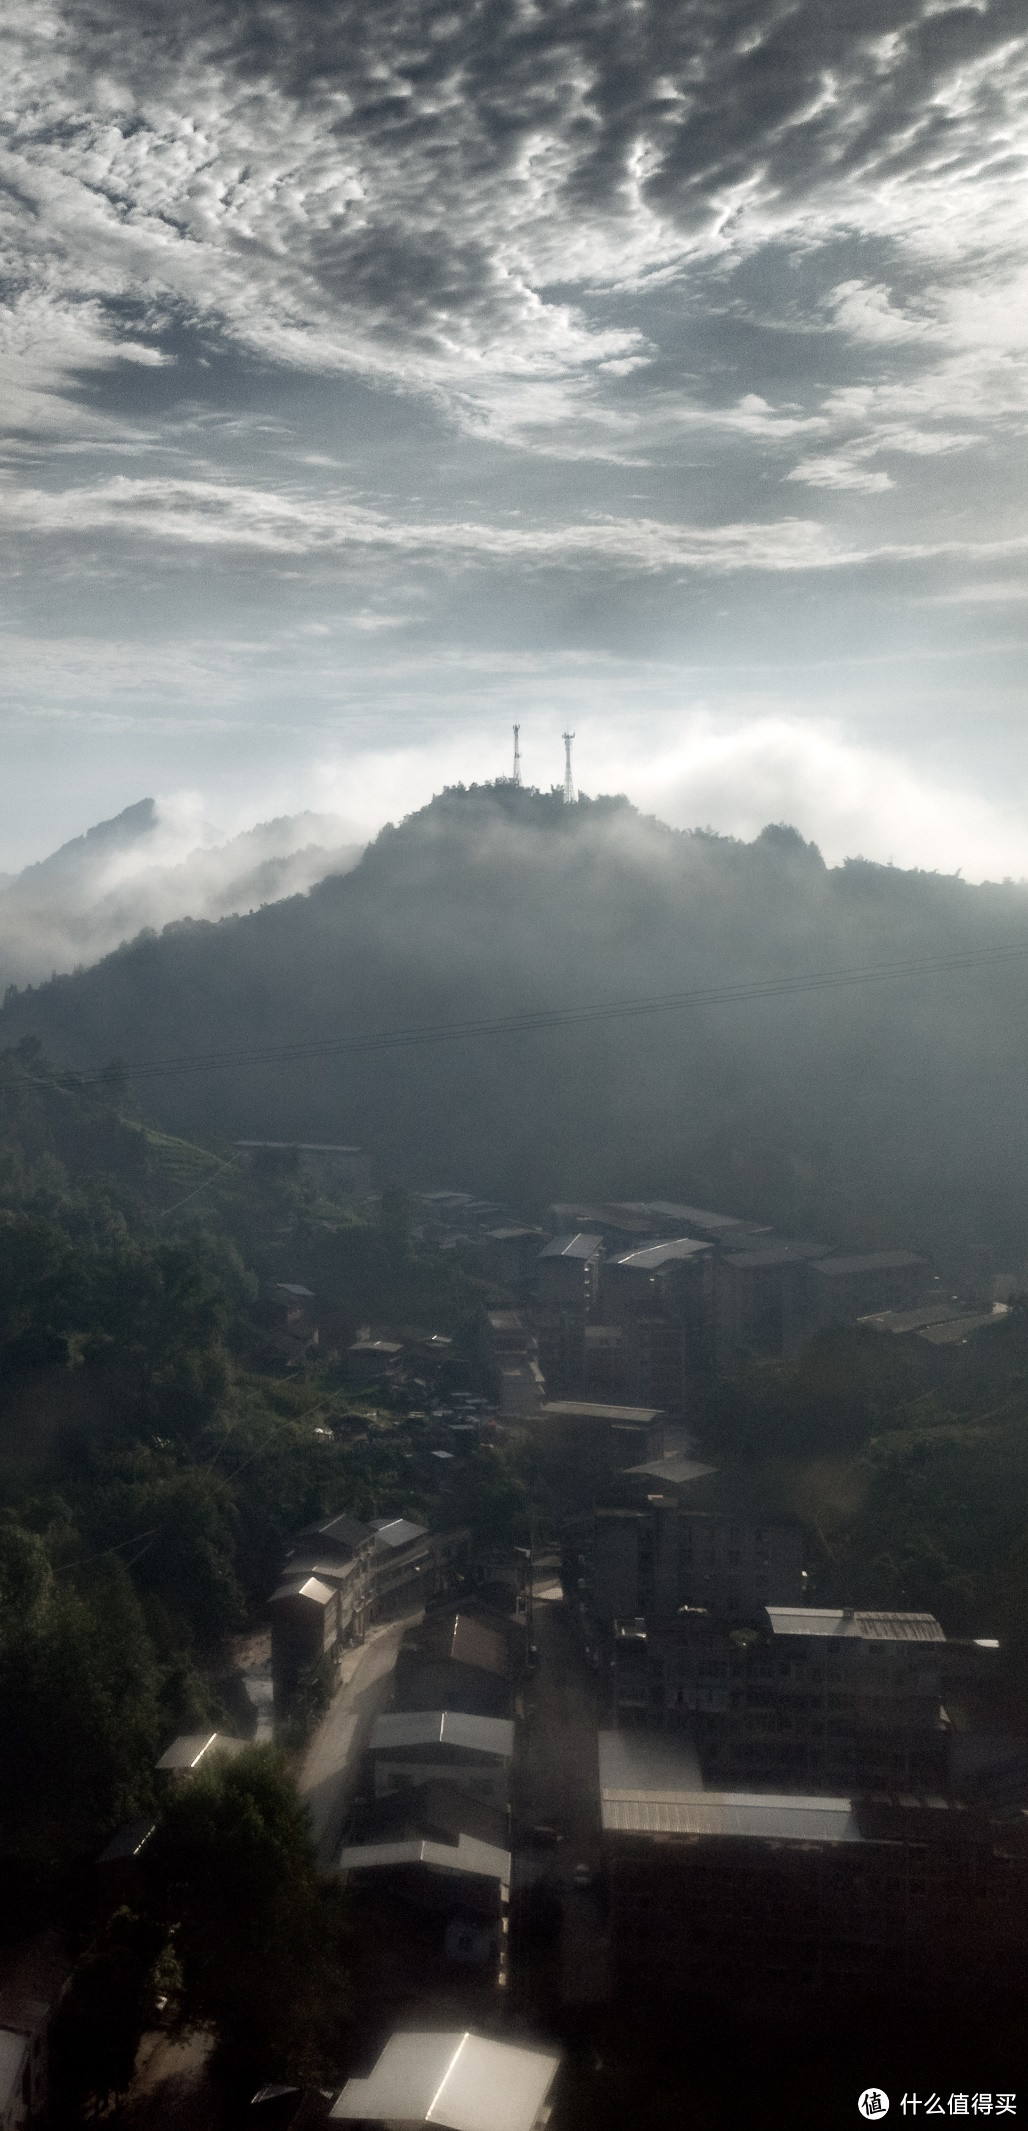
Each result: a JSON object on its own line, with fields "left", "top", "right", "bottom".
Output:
{"left": 1, "top": 0, "right": 1027, "bottom": 876}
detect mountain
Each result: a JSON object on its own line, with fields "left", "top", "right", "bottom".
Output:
{"left": 2, "top": 781, "right": 1028, "bottom": 1267}
{"left": 0, "top": 800, "right": 364, "bottom": 990}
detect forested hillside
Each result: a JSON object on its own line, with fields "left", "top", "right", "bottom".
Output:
{"left": 4, "top": 783, "right": 1028, "bottom": 1266}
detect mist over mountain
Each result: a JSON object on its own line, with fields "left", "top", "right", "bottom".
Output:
{"left": 3, "top": 782, "right": 1028, "bottom": 1270}
{"left": 0, "top": 799, "right": 364, "bottom": 989}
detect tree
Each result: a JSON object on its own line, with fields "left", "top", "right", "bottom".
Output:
{"left": 144, "top": 1748, "right": 351, "bottom": 2087}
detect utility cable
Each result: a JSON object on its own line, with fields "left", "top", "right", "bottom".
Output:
{"left": 52, "top": 935, "right": 1028, "bottom": 1085}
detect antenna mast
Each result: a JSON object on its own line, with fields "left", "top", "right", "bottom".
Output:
{"left": 562, "top": 730, "right": 576, "bottom": 805}
{"left": 512, "top": 724, "right": 522, "bottom": 787}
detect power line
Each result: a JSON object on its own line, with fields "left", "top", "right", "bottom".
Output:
{"left": 54, "top": 935, "right": 1028, "bottom": 1086}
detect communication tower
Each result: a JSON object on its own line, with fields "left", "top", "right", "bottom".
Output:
{"left": 512, "top": 724, "right": 522, "bottom": 787}
{"left": 562, "top": 730, "right": 576, "bottom": 805}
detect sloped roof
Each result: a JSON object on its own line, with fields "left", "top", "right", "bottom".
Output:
{"left": 408, "top": 1613, "right": 510, "bottom": 1679}
{"left": 330, "top": 2030, "right": 560, "bottom": 2130}
{"left": 338, "top": 1832, "right": 511, "bottom": 1883}
{"left": 155, "top": 1732, "right": 245, "bottom": 1772}
{"left": 538, "top": 1232, "right": 603, "bottom": 1261}
{"left": 369, "top": 1711, "right": 515, "bottom": 1759}
{"left": 373, "top": 1515, "right": 429, "bottom": 1551}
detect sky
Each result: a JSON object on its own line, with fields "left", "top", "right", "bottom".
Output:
{"left": 2, "top": 0, "right": 1027, "bottom": 880}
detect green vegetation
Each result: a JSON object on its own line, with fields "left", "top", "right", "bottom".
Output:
{"left": 702, "top": 1315, "right": 1028, "bottom": 1716}
{"left": 5, "top": 784, "right": 1028, "bottom": 1270}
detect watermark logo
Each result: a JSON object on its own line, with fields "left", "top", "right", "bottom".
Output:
{"left": 859, "top": 2095, "right": 890, "bottom": 2121}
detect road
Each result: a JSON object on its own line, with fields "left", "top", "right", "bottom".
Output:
{"left": 514, "top": 1579, "right": 611, "bottom": 2009}
{"left": 299, "top": 1612, "right": 416, "bottom": 1868}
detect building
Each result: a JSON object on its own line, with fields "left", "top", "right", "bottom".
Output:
{"left": 366, "top": 1712, "right": 515, "bottom": 1812}
{"left": 269, "top": 1574, "right": 342, "bottom": 1713}
{"left": 346, "top": 1337, "right": 404, "bottom": 1385}
{"left": 337, "top": 1833, "right": 511, "bottom": 1934}
{"left": 611, "top": 1605, "right": 952, "bottom": 1793}
{"left": 234, "top": 1142, "right": 371, "bottom": 1192}
{"left": 809, "top": 1251, "right": 932, "bottom": 1331}
{"left": 592, "top": 1502, "right": 804, "bottom": 1625}
{"left": 395, "top": 1613, "right": 513, "bottom": 1720}
{"left": 536, "top": 1234, "right": 603, "bottom": 1316}
{"left": 598, "top": 1729, "right": 1028, "bottom": 2007}
{"left": 715, "top": 1241, "right": 825, "bottom": 1362}
{"left": 537, "top": 1400, "right": 665, "bottom": 1472}
{"left": 0, "top": 1935, "right": 67, "bottom": 2131}
{"left": 155, "top": 1732, "right": 245, "bottom": 1779}
{"left": 480, "top": 1312, "right": 544, "bottom": 1416}
{"left": 370, "top": 1519, "right": 471, "bottom": 1620}
{"left": 330, "top": 2030, "right": 561, "bottom": 2131}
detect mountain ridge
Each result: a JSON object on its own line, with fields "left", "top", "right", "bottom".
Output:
{"left": 2, "top": 782, "right": 1027, "bottom": 1266}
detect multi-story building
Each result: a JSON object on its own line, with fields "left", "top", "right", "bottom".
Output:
{"left": 536, "top": 1233, "right": 603, "bottom": 1316}
{"left": 808, "top": 1251, "right": 933, "bottom": 1331}
{"left": 611, "top": 1605, "right": 952, "bottom": 1793}
{"left": 592, "top": 1501, "right": 804, "bottom": 1625}
{"left": 598, "top": 1728, "right": 1028, "bottom": 2008}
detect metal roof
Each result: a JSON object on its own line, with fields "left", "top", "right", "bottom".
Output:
{"left": 613, "top": 1239, "right": 711, "bottom": 1270}
{"left": 97, "top": 1818, "right": 155, "bottom": 1865}
{"left": 330, "top": 2030, "right": 561, "bottom": 2130}
{"left": 408, "top": 1613, "right": 510, "bottom": 1678}
{"left": 766, "top": 1607, "right": 945, "bottom": 1642}
{"left": 625, "top": 1451, "right": 716, "bottom": 1486}
{"left": 601, "top": 1789, "right": 862, "bottom": 1843}
{"left": 540, "top": 1400, "right": 660, "bottom": 1424}
{"left": 646, "top": 1202, "right": 767, "bottom": 1237}
{"left": 0, "top": 2030, "right": 27, "bottom": 2117}
{"left": 369, "top": 1711, "right": 515, "bottom": 1758}
{"left": 338, "top": 1833, "right": 511, "bottom": 1883}
{"left": 294, "top": 1511, "right": 372, "bottom": 1556}
{"left": 538, "top": 1232, "right": 603, "bottom": 1261}
{"left": 156, "top": 1732, "right": 245, "bottom": 1772}
{"left": 270, "top": 1574, "right": 335, "bottom": 1608}
{"left": 373, "top": 1516, "right": 429, "bottom": 1551}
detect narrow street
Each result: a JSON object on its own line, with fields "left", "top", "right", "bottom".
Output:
{"left": 299, "top": 1611, "right": 418, "bottom": 1868}
{"left": 514, "top": 1579, "right": 611, "bottom": 2011}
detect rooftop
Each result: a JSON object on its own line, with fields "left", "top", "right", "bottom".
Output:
{"left": 270, "top": 1574, "right": 335, "bottom": 1608}
{"left": 293, "top": 1511, "right": 372, "bottom": 1558}
{"left": 540, "top": 1400, "right": 661, "bottom": 1425}
{"left": 155, "top": 1732, "right": 245, "bottom": 1773}
{"left": 601, "top": 1787, "right": 862, "bottom": 1843}
{"left": 369, "top": 1711, "right": 515, "bottom": 1759}
{"left": 373, "top": 1516, "right": 430, "bottom": 1552}
{"left": 407, "top": 1613, "right": 510, "bottom": 1679}
{"left": 612, "top": 1239, "right": 711, "bottom": 1271}
{"left": 338, "top": 1832, "right": 511, "bottom": 1884}
{"left": 766, "top": 1606, "right": 945, "bottom": 1643}
{"left": 0, "top": 2032, "right": 26, "bottom": 2118}
{"left": 538, "top": 1232, "right": 603, "bottom": 1262}
{"left": 330, "top": 2030, "right": 560, "bottom": 2131}
{"left": 97, "top": 1818, "right": 155, "bottom": 1865}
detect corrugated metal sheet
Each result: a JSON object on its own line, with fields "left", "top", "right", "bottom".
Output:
{"left": 369, "top": 1710, "right": 515, "bottom": 1758}
{"left": 538, "top": 1232, "right": 603, "bottom": 1261}
{"left": 766, "top": 1606, "right": 944, "bottom": 1642}
{"left": 372, "top": 1515, "right": 429, "bottom": 1550}
{"left": 330, "top": 2030, "right": 560, "bottom": 2130}
{"left": 601, "top": 1789, "right": 861, "bottom": 1843}
{"left": 339, "top": 1832, "right": 511, "bottom": 1880}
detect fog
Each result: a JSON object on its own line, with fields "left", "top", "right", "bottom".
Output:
{"left": 5, "top": 781, "right": 1028, "bottom": 1272}
{"left": 0, "top": 797, "right": 363, "bottom": 992}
